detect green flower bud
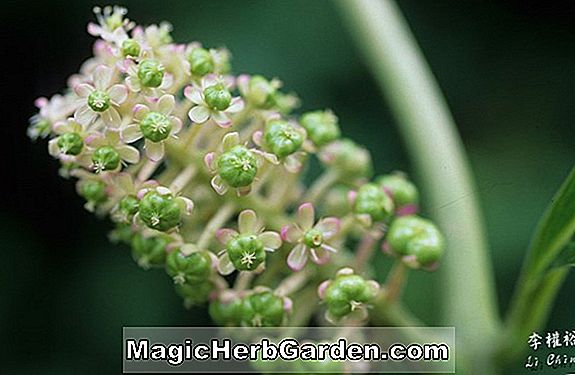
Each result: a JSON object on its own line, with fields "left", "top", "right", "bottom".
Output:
{"left": 247, "top": 75, "right": 276, "bottom": 108}
{"left": 203, "top": 84, "right": 232, "bottom": 111}
{"left": 226, "top": 234, "right": 266, "bottom": 271}
{"left": 324, "top": 274, "right": 376, "bottom": 320}
{"left": 209, "top": 298, "right": 243, "bottom": 326}
{"left": 324, "top": 139, "right": 372, "bottom": 178}
{"left": 139, "top": 111, "right": 172, "bottom": 142}
{"left": 175, "top": 281, "right": 213, "bottom": 307}
{"left": 92, "top": 146, "right": 121, "bottom": 172}
{"left": 109, "top": 223, "right": 135, "bottom": 245}
{"left": 80, "top": 180, "right": 107, "bottom": 203}
{"left": 322, "top": 185, "right": 351, "bottom": 217}
{"left": 118, "top": 194, "right": 139, "bottom": 217}
{"left": 303, "top": 228, "right": 324, "bottom": 248}
{"left": 121, "top": 38, "right": 141, "bottom": 57}
{"left": 354, "top": 183, "right": 394, "bottom": 222}
{"left": 138, "top": 191, "right": 181, "bottom": 231}
{"left": 166, "top": 250, "right": 213, "bottom": 284}
{"left": 377, "top": 173, "right": 419, "bottom": 208}
{"left": 386, "top": 216, "right": 445, "bottom": 267}
{"left": 87, "top": 90, "right": 111, "bottom": 112}
{"left": 300, "top": 110, "right": 340, "bottom": 147}
{"left": 29, "top": 118, "right": 51, "bottom": 139}
{"left": 264, "top": 120, "right": 304, "bottom": 158}
{"left": 241, "top": 291, "right": 285, "bottom": 327}
{"left": 217, "top": 146, "right": 258, "bottom": 188}
{"left": 138, "top": 59, "right": 165, "bottom": 88}
{"left": 57, "top": 132, "right": 84, "bottom": 155}
{"left": 188, "top": 48, "right": 214, "bottom": 76}
{"left": 131, "top": 233, "right": 169, "bottom": 268}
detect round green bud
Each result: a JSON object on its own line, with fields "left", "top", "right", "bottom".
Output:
{"left": 109, "top": 223, "right": 135, "bottom": 245}
{"left": 139, "top": 111, "right": 172, "bottom": 142}
{"left": 209, "top": 298, "right": 243, "bottom": 326}
{"left": 386, "top": 216, "right": 445, "bottom": 267}
{"left": 247, "top": 75, "right": 276, "bottom": 108}
{"left": 226, "top": 234, "right": 266, "bottom": 271}
{"left": 241, "top": 291, "right": 285, "bottom": 327}
{"left": 175, "top": 281, "right": 213, "bottom": 307}
{"left": 327, "top": 139, "right": 372, "bottom": 178}
{"left": 203, "top": 84, "right": 232, "bottom": 111}
{"left": 303, "top": 228, "right": 324, "bottom": 249}
{"left": 138, "top": 191, "right": 181, "bottom": 231}
{"left": 354, "top": 183, "right": 394, "bottom": 222}
{"left": 121, "top": 38, "right": 141, "bottom": 57}
{"left": 57, "top": 132, "right": 84, "bottom": 155}
{"left": 188, "top": 48, "right": 215, "bottom": 76}
{"left": 322, "top": 185, "right": 351, "bottom": 217}
{"left": 300, "top": 110, "right": 341, "bottom": 147}
{"left": 80, "top": 180, "right": 107, "bottom": 203}
{"left": 217, "top": 146, "right": 258, "bottom": 188}
{"left": 166, "top": 250, "right": 213, "bottom": 284}
{"left": 118, "top": 194, "right": 139, "bottom": 217}
{"left": 377, "top": 174, "right": 419, "bottom": 207}
{"left": 131, "top": 233, "right": 169, "bottom": 268}
{"left": 324, "top": 275, "right": 376, "bottom": 319}
{"left": 87, "top": 90, "right": 111, "bottom": 112}
{"left": 264, "top": 120, "right": 304, "bottom": 158}
{"left": 92, "top": 146, "right": 121, "bottom": 172}
{"left": 137, "top": 59, "right": 165, "bottom": 88}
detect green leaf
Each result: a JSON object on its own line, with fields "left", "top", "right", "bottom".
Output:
{"left": 525, "top": 166, "right": 575, "bottom": 277}
{"left": 552, "top": 241, "right": 575, "bottom": 269}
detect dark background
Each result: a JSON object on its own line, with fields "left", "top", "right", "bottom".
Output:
{"left": 2, "top": 0, "right": 575, "bottom": 373}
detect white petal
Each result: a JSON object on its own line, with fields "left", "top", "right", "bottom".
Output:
{"left": 315, "top": 217, "right": 341, "bottom": 239}
{"left": 93, "top": 65, "right": 113, "bottom": 90}
{"left": 259, "top": 231, "right": 282, "bottom": 250}
{"left": 212, "top": 111, "right": 231, "bottom": 128}
{"left": 227, "top": 97, "right": 244, "bottom": 113}
{"left": 158, "top": 94, "right": 175, "bottom": 115}
{"left": 210, "top": 175, "right": 228, "bottom": 195}
{"left": 74, "top": 105, "right": 96, "bottom": 125}
{"left": 217, "top": 253, "right": 236, "bottom": 275}
{"left": 287, "top": 244, "right": 308, "bottom": 272}
{"left": 297, "top": 203, "right": 315, "bottom": 230}
{"left": 48, "top": 139, "right": 60, "bottom": 156}
{"left": 117, "top": 145, "right": 141, "bottom": 164}
{"left": 216, "top": 228, "right": 238, "bottom": 245}
{"left": 188, "top": 105, "right": 210, "bottom": 124}
{"left": 145, "top": 140, "right": 165, "bottom": 162}
{"left": 170, "top": 117, "right": 182, "bottom": 136}
{"left": 101, "top": 107, "right": 121, "bottom": 128}
{"left": 126, "top": 76, "right": 141, "bottom": 92}
{"left": 108, "top": 84, "right": 128, "bottom": 104}
{"left": 238, "top": 209, "right": 258, "bottom": 234}
{"left": 133, "top": 104, "right": 150, "bottom": 121}
{"left": 222, "top": 132, "right": 240, "bottom": 151}
{"left": 74, "top": 83, "right": 94, "bottom": 98}
{"left": 184, "top": 86, "right": 203, "bottom": 105}
{"left": 281, "top": 225, "right": 303, "bottom": 243}
{"left": 121, "top": 125, "right": 143, "bottom": 143}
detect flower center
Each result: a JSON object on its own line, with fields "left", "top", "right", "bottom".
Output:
{"left": 139, "top": 111, "right": 172, "bottom": 142}
{"left": 88, "top": 90, "right": 110, "bottom": 112}
{"left": 203, "top": 84, "right": 232, "bottom": 111}
{"left": 304, "top": 229, "right": 323, "bottom": 248}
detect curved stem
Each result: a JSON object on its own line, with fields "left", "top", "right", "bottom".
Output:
{"left": 196, "top": 202, "right": 236, "bottom": 249}
{"left": 337, "top": 0, "right": 500, "bottom": 372}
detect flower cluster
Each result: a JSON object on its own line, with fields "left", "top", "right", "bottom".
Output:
{"left": 30, "top": 6, "right": 445, "bottom": 328}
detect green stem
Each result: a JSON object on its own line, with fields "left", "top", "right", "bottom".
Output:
{"left": 337, "top": 0, "right": 499, "bottom": 372}
{"left": 196, "top": 202, "right": 236, "bottom": 249}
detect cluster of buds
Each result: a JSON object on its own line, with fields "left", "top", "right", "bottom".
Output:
{"left": 30, "top": 6, "right": 445, "bottom": 328}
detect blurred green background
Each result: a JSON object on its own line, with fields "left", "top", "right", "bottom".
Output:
{"left": 2, "top": 0, "right": 575, "bottom": 373}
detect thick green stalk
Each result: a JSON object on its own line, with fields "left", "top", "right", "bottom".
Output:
{"left": 336, "top": 0, "right": 500, "bottom": 372}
